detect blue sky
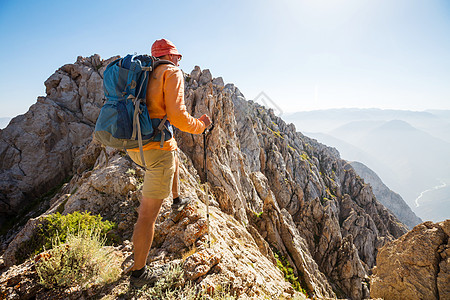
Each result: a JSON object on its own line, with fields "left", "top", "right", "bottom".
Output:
{"left": 1, "top": 0, "right": 450, "bottom": 117}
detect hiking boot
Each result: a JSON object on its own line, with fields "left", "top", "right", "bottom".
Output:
{"left": 130, "top": 264, "right": 167, "bottom": 288}
{"left": 172, "top": 196, "right": 190, "bottom": 208}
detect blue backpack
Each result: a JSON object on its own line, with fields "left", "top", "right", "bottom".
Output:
{"left": 94, "top": 54, "right": 174, "bottom": 168}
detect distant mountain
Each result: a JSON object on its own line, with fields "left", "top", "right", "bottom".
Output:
{"left": 306, "top": 130, "right": 431, "bottom": 225}
{"left": 0, "top": 118, "right": 11, "bottom": 129}
{"left": 284, "top": 108, "right": 450, "bottom": 143}
{"left": 350, "top": 161, "right": 423, "bottom": 229}
{"left": 432, "top": 123, "right": 450, "bottom": 144}
{"left": 305, "top": 132, "right": 376, "bottom": 163}
{"left": 345, "top": 120, "right": 450, "bottom": 201}
{"left": 426, "top": 110, "right": 450, "bottom": 119}
{"left": 285, "top": 109, "right": 450, "bottom": 222}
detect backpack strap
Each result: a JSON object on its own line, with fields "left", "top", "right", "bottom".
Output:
{"left": 137, "top": 121, "right": 147, "bottom": 170}
{"left": 135, "top": 114, "right": 168, "bottom": 169}
{"left": 130, "top": 69, "right": 151, "bottom": 169}
{"left": 127, "top": 95, "right": 148, "bottom": 170}
{"left": 158, "top": 115, "right": 168, "bottom": 148}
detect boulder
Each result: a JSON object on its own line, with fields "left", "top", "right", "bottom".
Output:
{"left": 371, "top": 220, "right": 450, "bottom": 300}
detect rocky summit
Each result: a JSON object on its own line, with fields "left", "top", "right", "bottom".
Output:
{"left": 0, "top": 54, "right": 446, "bottom": 299}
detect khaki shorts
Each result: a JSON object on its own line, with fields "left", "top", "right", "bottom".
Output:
{"left": 127, "top": 149, "right": 176, "bottom": 199}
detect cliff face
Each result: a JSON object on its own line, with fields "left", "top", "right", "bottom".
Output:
{"left": 0, "top": 55, "right": 409, "bottom": 299}
{"left": 350, "top": 161, "right": 423, "bottom": 229}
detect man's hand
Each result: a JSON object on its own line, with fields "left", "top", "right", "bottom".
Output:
{"left": 199, "top": 114, "right": 212, "bottom": 128}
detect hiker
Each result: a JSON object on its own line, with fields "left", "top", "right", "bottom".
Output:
{"left": 126, "top": 39, "right": 211, "bottom": 282}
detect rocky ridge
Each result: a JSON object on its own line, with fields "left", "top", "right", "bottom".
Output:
{"left": 0, "top": 55, "right": 412, "bottom": 299}
{"left": 350, "top": 161, "right": 422, "bottom": 229}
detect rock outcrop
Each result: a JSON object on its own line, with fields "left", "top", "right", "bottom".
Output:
{"left": 0, "top": 56, "right": 410, "bottom": 299}
{"left": 1, "top": 147, "right": 300, "bottom": 299}
{"left": 178, "top": 66, "right": 408, "bottom": 298}
{"left": 350, "top": 161, "right": 422, "bottom": 229}
{"left": 371, "top": 220, "right": 450, "bottom": 300}
{"left": 0, "top": 55, "right": 117, "bottom": 228}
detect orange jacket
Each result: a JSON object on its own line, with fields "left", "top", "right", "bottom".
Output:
{"left": 129, "top": 64, "right": 205, "bottom": 152}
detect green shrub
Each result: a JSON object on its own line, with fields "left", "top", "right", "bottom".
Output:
{"left": 35, "top": 228, "right": 121, "bottom": 288}
{"left": 272, "top": 248, "right": 308, "bottom": 295}
{"left": 15, "top": 211, "right": 116, "bottom": 263}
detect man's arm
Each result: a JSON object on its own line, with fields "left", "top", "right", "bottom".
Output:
{"left": 164, "top": 68, "right": 207, "bottom": 134}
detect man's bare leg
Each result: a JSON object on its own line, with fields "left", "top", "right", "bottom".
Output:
{"left": 131, "top": 196, "right": 164, "bottom": 271}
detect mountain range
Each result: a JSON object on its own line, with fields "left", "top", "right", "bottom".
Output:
{"left": 284, "top": 109, "right": 450, "bottom": 222}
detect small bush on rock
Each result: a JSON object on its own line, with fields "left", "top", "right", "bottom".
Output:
{"left": 15, "top": 211, "right": 116, "bottom": 263}
{"left": 272, "top": 248, "right": 308, "bottom": 295}
{"left": 35, "top": 228, "right": 121, "bottom": 288}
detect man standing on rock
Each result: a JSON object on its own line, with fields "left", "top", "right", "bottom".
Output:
{"left": 126, "top": 38, "right": 211, "bottom": 283}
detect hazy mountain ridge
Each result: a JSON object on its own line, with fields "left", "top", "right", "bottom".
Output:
{"left": 285, "top": 109, "right": 450, "bottom": 222}
{"left": 285, "top": 108, "right": 450, "bottom": 143}
{"left": 0, "top": 55, "right": 447, "bottom": 299}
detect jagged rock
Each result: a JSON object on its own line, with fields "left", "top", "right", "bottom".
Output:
{"left": 183, "top": 248, "right": 221, "bottom": 281}
{"left": 212, "top": 76, "right": 224, "bottom": 87}
{"left": 350, "top": 161, "right": 422, "bottom": 229}
{"left": 198, "top": 69, "right": 212, "bottom": 85}
{"left": 1, "top": 217, "right": 43, "bottom": 268}
{"left": 370, "top": 220, "right": 450, "bottom": 300}
{"left": 0, "top": 54, "right": 117, "bottom": 228}
{"left": 190, "top": 65, "right": 202, "bottom": 82}
{"left": 0, "top": 260, "right": 42, "bottom": 300}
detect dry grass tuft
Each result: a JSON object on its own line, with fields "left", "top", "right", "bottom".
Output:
{"left": 35, "top": 228, "right": 121, "bottom": 289}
